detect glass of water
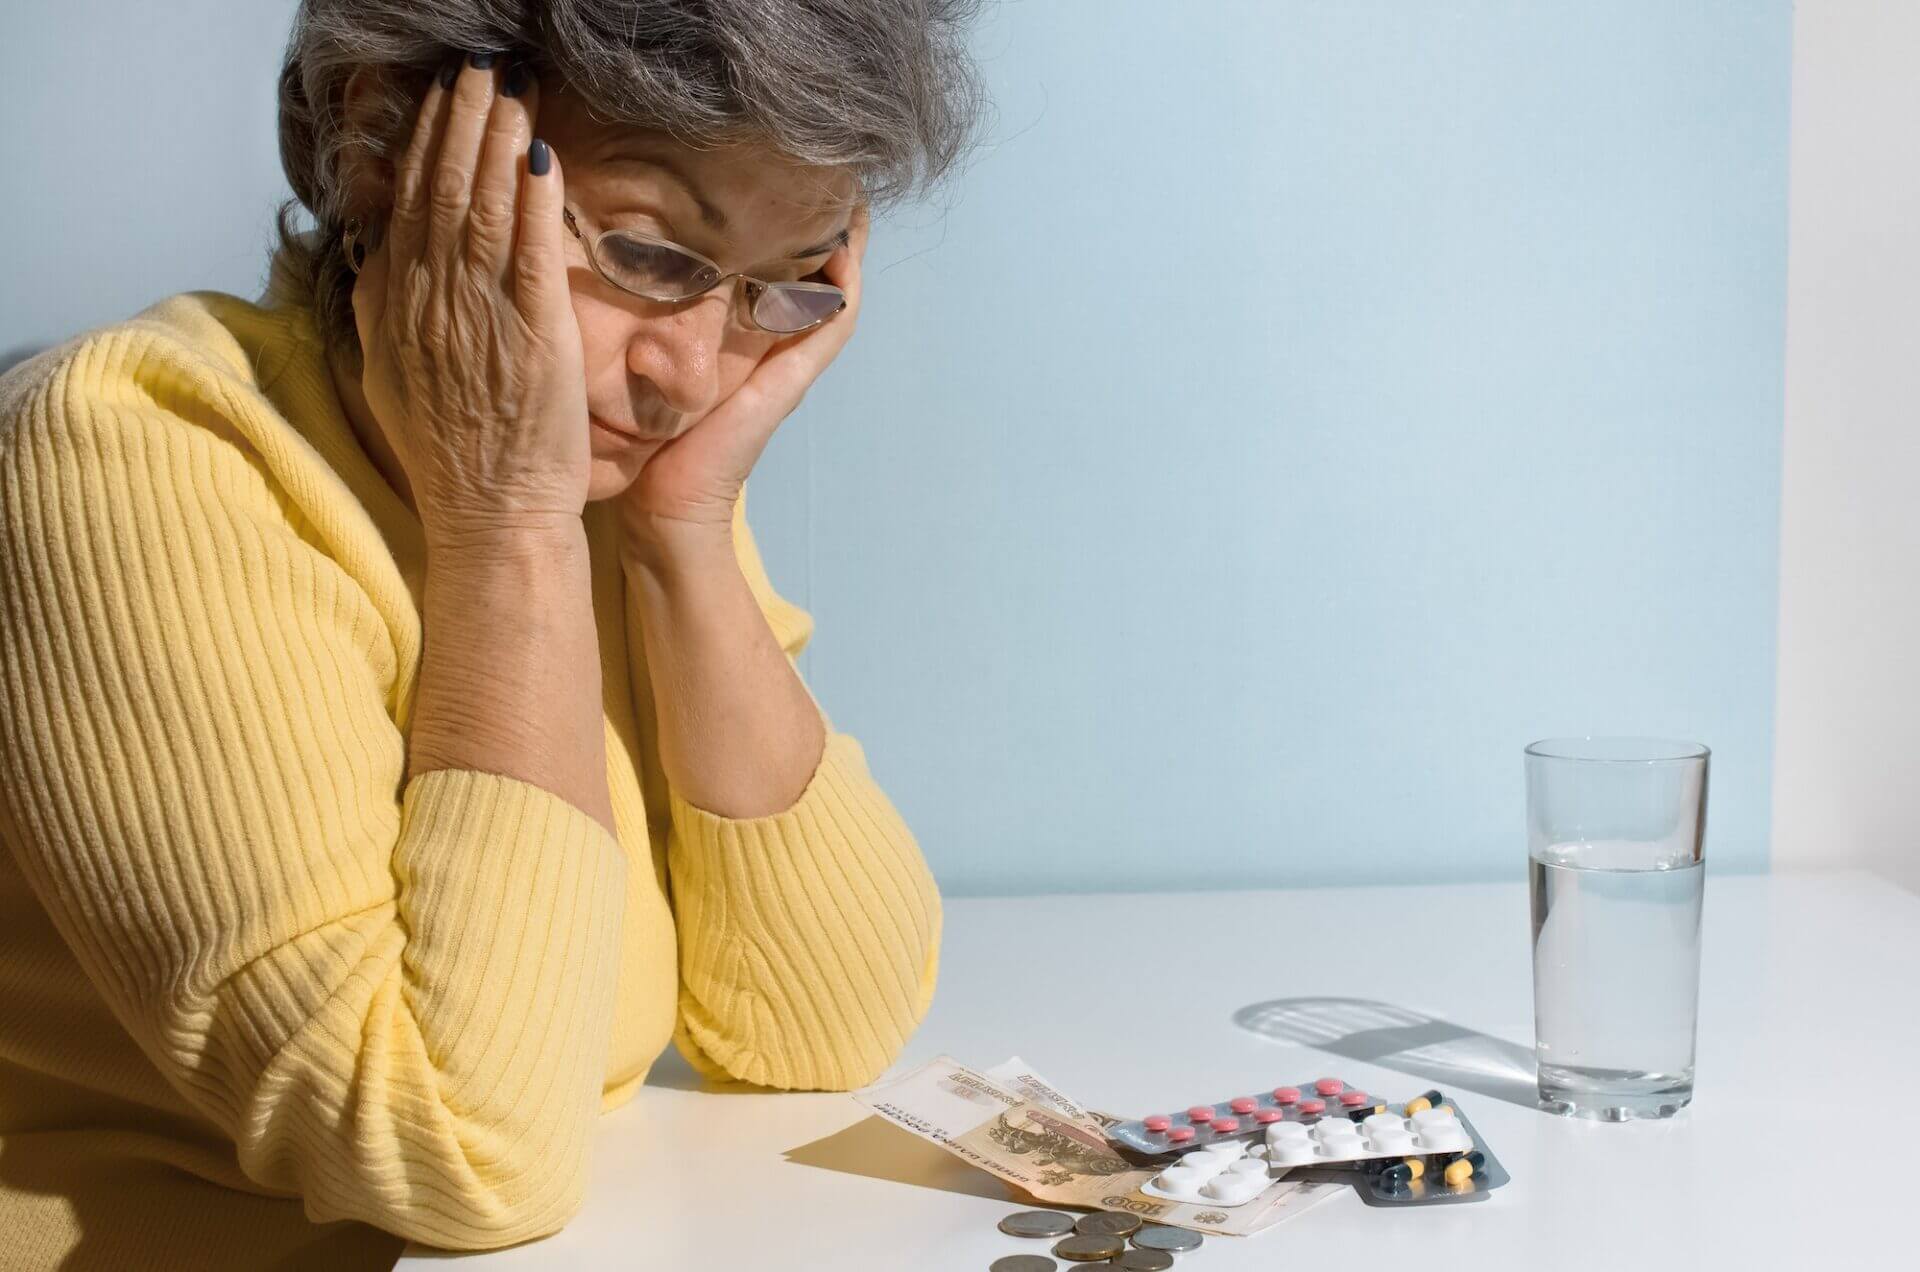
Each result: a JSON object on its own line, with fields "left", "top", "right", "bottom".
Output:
{"left": 1525, "top": 737, "right": 1708, "bottom": 1121}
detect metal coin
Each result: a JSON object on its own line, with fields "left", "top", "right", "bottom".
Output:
{"left": 990, "top": 1257, "right": 1058, "bottom": 1272}
{"left": 1074, "top": 1212, "right": 1142, "bottom": 1238}
{"left": 1112, "top": 1251, "right": 1176, "bottom": 1272}
{"left": 999, "top": 1211, "right": 1077, "bottom": 1239}
{"left": 1052, "top": 1234, "right": 1126, "bottom": 1262}
{"left": 1131, "top": 1224, "right": 1204, "bottom": 1253}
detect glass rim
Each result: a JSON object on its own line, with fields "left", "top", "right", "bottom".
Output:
{"left": 1524, "top": 736, "right": 1709, "bottom": 764}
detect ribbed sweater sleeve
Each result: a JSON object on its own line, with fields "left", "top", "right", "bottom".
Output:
{"left": 0, "top": 332, "right": 626, "bottom": 1248}
{"left": 661, "top": 494, "right": 942, "bottom": 1091}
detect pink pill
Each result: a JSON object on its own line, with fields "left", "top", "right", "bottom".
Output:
{"left": 1168, "top": 1126, "right": 1196, "bottom": 1143}
{"left": 1230, "top": 1097, "right": 1258, "bottom": 1114}
{"left": 1340, "top": 1091, "right": 1369, "bottom": 1107}
{"left": 1253, "top": 1109, "right": 1284, "bottom": 1124}
{"left": 1212, "top": 1117, "right": 1240, "bottom": 1133}
{"left": 1298, "top": 1099, "right": 1326, "bottom": 1115}
{"left": 1273, "top": 1087, "right": 1300, "bottom": 1104}
{"left": 1314, "top": 1078, "right": 1344, "bottom": 1096}
{"left": 1144, "top": 1115, "right": 1171, "bottom": 1132}
{"left": 1187, "top": 1105, "right": 1215, "bottom": 1122}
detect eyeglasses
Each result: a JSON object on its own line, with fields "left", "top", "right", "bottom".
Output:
{"left": 561, "top": 205, "right": 848, "bottom": 335}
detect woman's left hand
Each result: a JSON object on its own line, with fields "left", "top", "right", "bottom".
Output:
{"left": 618, "top": 202, "right": 870, "bottom": 554}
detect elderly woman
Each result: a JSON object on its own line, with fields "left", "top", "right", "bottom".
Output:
{"left": 0, "top": 2, "right": 981, "bottom": 1267}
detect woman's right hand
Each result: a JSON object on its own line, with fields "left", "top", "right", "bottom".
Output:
{"left": 351, "top": 51, "right": 588, "bottom": 546}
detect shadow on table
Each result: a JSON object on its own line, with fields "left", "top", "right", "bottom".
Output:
{"left": 641, "top": 1043, "right": 776, "bottom": 1094}
{"left": 649, "top": 1044, "right": 1017, "bottom": 1203}
{"left": 783, "top": 1116, "right": 1015, "bottom": 1203}
{"left": 1233, "top": 996, "right": 1541, "bottom": 1110}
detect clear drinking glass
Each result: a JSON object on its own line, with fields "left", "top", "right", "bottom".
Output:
{"left": 1525, "top": 737, "right": 1708, "bottom": 1120}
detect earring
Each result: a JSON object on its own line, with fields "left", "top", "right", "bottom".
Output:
{"left": 343, "top": 216, "right": 367, "bottom": 275}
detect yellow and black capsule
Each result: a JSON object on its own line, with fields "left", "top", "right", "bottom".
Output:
{"left": 1401, "top": 1156, "right": 1426, "bottom": 1181}
{"left": 1403, "top": 1089, "right": 1446, "bottom": 1116}
{"left": 1441, "top": 1149, "right": 1485, "bottom": 1187}
{"left": 1379, "top": 1162, "right": 1415, "bottom": 1189}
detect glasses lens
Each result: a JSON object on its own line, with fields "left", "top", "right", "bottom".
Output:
{"left": 596, "top": 233, "right": 721, "bottom": 300}
{"left": 751, "top": 283, "right": 845, "bottom": 333}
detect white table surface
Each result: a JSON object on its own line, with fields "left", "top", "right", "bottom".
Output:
{"left": 400, "top": 869, "right": 1920, "bottom": 1271}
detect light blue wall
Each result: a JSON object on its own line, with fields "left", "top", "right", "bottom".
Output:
{"left": 750, "top": 0, "right": 1792, "bottom": 893}
{"left": 6, "top": 2, "right": 1791, "bottom": 896}
{"left": 1, "top": 2, "right": 300, "bottom": 366}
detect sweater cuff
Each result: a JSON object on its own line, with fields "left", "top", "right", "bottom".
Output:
{"left": 667, "top": 732, "right": 941, "bottom": 1090}
{"left": 664, "top": 731, "right": 900, "bottom": 867}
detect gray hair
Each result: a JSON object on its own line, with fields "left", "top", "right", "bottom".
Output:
{"left": 270, "top": 0, "right": 988, "bottom": 360}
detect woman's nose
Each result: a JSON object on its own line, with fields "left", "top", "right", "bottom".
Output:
{"left": 626, "top": 291, "right": 732, "bottom": 417}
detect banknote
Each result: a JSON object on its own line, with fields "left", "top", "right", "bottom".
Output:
{"left": 856, "top": 1056, "right": 1339, "bottom": 1238}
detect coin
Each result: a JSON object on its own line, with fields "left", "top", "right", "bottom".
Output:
{"left": 989, "top": 1257, "right": 1058, "bottom": 1272}
{"left": 999, "top": 1211, "right": 1076, "bottom": 1239}
{"left": 1074, "top": 1212, "right": 1142, "bottom": 1239}
{"left": 1112, "top": 1251, "right": 1176, "bottom": 1272}
{"left": 1131, "top": 1224, "right": 1204, "bottom": 1253}
{"left": 1052, "top": 1234, "right": 1126, "bottom": 1262}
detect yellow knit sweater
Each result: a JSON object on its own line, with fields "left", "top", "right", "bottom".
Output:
{"left": 0, "top": 277, "right": 940, "bottom": 1270}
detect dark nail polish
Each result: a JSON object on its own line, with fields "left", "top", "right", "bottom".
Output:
{"left": 501, "top": 59, "right": 532, "bottom": 98}
{"left": 468, "top": 50, "right": 495, "bottom": 70}
{"left": 437, "top": 56, "right": 459, "bottom": 90}
{"left": 529, "top": 138, "right": 551, "bottom": 177}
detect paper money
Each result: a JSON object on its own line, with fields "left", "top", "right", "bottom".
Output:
{"left": 855, "top": 1056, "right": 1339, "bottom": 1238}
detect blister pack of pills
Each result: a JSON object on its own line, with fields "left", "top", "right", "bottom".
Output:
{"left": 1121, "top": 1080, "right": 1508, "bottom": 1208}
{"left": 1110, "top": 1076, "right": 1405, "bottom": 1156}
{"left": 1137, "top": 1138, "right": 1272, "bottom": 1207}
{"left": 1288, "top": 1102, "right": 1509, "bottom": 1207}
{"left": 1260, "top": 1102, "right": 1471, "bottom": 1164}
{"left": 1348, "top": 1126, "right": 1509, "bottom": 1206}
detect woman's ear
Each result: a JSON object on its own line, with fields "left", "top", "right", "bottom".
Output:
{"left": 337, "top": 65, "right": 408, "bottom": 211}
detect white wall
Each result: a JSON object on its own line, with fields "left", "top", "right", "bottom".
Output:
{"left": 1774, "top": 1, "right": 1920, "bottom": 892}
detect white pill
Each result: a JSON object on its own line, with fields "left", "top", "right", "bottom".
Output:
{"left": 1266, "top": 1122, "right": 1310, "bottom": 1143}
{"left": 1201, "top": 1173, "right": 1265, "bottom": 1203}
{"left": 1363, "top": 1113, "right": 1405, "bottom": 1132}
{"left": 1228, "top": 1157, "right": 1269, "bottom": 1177}
{"left": 1310, "top": 1119, "right": 1356, "bottom": 1139}
{"left": 1411, "top": 1107, "right": 1458, "bottom": 1127}
{"left": 1210, "top": 1139, "right": 1249, "bottom": 1160}
{"left": 1418, "top": 1128, "right": 1472, "bottom": 1153}
{"left": 1366, "top": 1127, "right": 1416, "bottom": 1153}
{"left": 1182, "top": 1150, "right": 1231, "bottom": 1174}
{"left": 1155, "top": 1166, "right": 1204, "bottom": 1194}
{"left": 1315, "top": 1136, "right": 1366, "bottom": 1160}
{"left": 1269, "top": 1141, "right": 1319, "bottom": 1166}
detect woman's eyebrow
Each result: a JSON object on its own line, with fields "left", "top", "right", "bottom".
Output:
{"left": 600, "top": 151, "right": 729, "bottom": 233}
{"left": 788, "top": 227, "right": 851, "bottom": 261}
{"left": 600, "top": 150, "right": 849, "bottom": 261}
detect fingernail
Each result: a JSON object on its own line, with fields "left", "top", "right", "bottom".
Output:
{"left": 468, "top": 50, "right": 496, "bottom": 70}
{"left": 501, "top": 58, "right": 532, "bottom": 98}
{"left": 437, "top": 56, "right": 459, "bottom": 90}
{"left": 529, "top": 138, "right": 551, "bottom": 177}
